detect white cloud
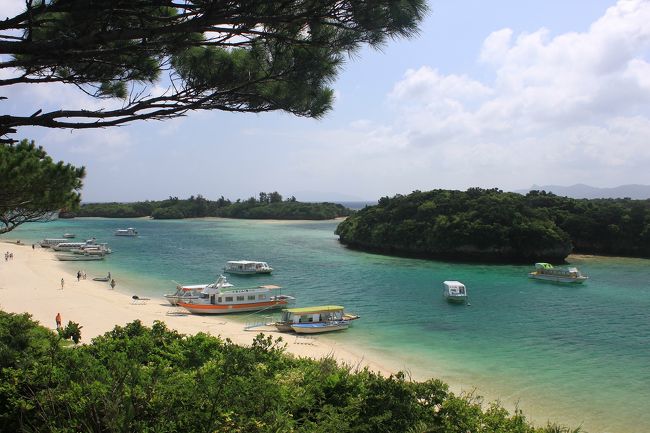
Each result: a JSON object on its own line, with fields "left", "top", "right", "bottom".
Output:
{"left": 378, "top": 0, "right": 650, "bottom": 190}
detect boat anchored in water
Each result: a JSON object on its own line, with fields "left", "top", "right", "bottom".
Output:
{"left": 443, "top": 281, "right": 468, "bottom": 304}
{"left": 176, "top": 277, "right": 293, "bottom": 314}
{"left": 528, "top": 262, "right": 588, "bottom": 284}
{"left": 115, "top": 228, "right": 138, "bottom": 236}
{"left": 223, "top": 260, "right": 273, "bottom": 275}
{"left": 275, "top": 305, "right": 359, "bottom": 333}
{"left": 56, "top": 252, "right": 105, "bottom": 261}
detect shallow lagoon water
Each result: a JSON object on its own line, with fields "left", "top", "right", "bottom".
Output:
{"left": 10, "top": 217, "right": 650, "bottom": 433}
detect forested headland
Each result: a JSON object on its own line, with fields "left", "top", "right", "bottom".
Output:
{"left": 0, "top": 311, "right": 578, "bottom": 433}
{"left": 335, "top": 188, "right": 650, "bottom": 263}
{"left": 65, "top": 193, "right": 351, "bottom": 220}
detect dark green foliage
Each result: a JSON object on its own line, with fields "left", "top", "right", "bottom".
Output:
{"left": 58, "top": 320, "right": 83, "bottom": 344}
{"left": 336, "top": 188, "right": 650, "bottom": 262}
{"left": 0, "top": 310, "right": 578, "bottom": 433}
{"left": 0, "top": 139, "right": 85, "bottom": 234}
{"left": 75, "top": 193, "right": 352, "bottom": 220}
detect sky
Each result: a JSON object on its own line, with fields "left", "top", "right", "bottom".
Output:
{"left": 2, "top": 0, "right": 650, "bottom": 202}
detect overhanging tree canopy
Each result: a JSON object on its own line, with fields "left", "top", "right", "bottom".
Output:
{"left": 0, "top": 0, "right": 427, "bottom": 143}
{"left": 0, "top": 139, "right": 85, "bottom": 234}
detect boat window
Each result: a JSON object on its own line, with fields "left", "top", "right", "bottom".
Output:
{"left": 225, "top": 296, "right": 233, "bottom": 302}
{"left": 247, "top": 295, "right": 256, "bottom": 301}
{"left": 218, "top": 297, "right": 222, "bottom": 303}
{"left": 236, "top": 296, "right": 244, "bottom": 301}
{"left": 258, "top": 295, "right": 266, "bottom": 300}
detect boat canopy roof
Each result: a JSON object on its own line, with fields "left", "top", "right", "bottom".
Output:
{"left": 534, "top": 262, "right": 554, "bottom": 269}
{"left": 443, "top": 281, "right": 465, "bottom": 288}
{"left": 285, "top": 305, "right": 344, "bottom": 314}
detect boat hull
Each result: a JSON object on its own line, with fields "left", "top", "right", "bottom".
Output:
{"left": 177, "top": 300, "right": 287, "bottom": 314}
{"left": 291, "top": 321, "right": 349, "bottom": 334}
{"left": 444, "top": 295, "right": 467, "bottom": 303}
{"left": 56, "top": 254, "right": 104, "bottom": 261}
{"left": 528, "top": 273, "right": 588, "bottom": 284}
{"left": 224, "top": 269, "right": 273, "bottom": 275}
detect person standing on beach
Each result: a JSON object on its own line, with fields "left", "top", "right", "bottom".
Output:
{"left": 55, "top": 313, "right": 62, "bottom": 329}
{"left": 77, "top": 270, "right": 81, "bottom": 281}
{"left": 60, "top": 278, "right": 64, "bottom": 290}
{"left": 110, "top": 279, "right": 116, "bottom": 289}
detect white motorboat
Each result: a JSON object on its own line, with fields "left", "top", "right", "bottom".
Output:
{"left": 223, "top": 260, "right": 273, "bottom": 275}
{"left": 63, "top": 233, "right": 76, "bottom": 238}
{"left": 56, "top": 253, "right": 105, "bottom": 261}
{"left": 443, "top": 281, "right": 468, "bottom": 304}
{"left": 115, "top": 228, "right": 138, "bottom": 236}
{"left": 528, "top": 263, "right": 588, "bottom": 283}
{"left": 291, "top": 321, "right": 349, "bottom": 334}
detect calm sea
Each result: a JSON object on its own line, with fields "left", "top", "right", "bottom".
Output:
{"left": 8, "top": 217, "right": 650, "bottom": 433}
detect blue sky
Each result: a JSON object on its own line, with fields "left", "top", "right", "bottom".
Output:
{"left": 2, "top": 0, "right": 649, "bottom": 202}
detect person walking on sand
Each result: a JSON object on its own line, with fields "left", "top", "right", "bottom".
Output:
{"left": 55, "top": 313, "right": 62, "bottom": 329}
{"left": 110, "top": 278, "right": 116, "bottom": 289}
{"left": 77, "top": 270, "right": 81, "bottom": 281}
{"left": 60, "top": 278, "right": 64, "bottom": 290}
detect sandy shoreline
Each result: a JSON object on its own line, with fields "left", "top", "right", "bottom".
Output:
{"left": 0, "top": 241, "right": 390, "bottom": 375}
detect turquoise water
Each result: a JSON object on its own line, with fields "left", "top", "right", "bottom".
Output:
{"left": 8, "top": 218, "right": 650, "bottom": 433}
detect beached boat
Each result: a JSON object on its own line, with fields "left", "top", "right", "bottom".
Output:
{"left": 275, "top": 305, "right": 360, "bottom": 332}
{"left": 164, "top": 275, "right": 234, "bottom": 306}
{"left": 177, "top": 279, "right": 293, "bottom": 314}
{"left": 443, "top": 281, "right": 468, "bottom": 303}
{"left": 56, "top": 253, "right": 105, "bottom": 261}
{"left": 63, "top": 233, "right": 76, "bottom": 238}
{"left": 528, "top": 262, "right": 588, "bottom": 283}
{"left": 39, "top": 238, "right": 69, "bottom": 248}
{"left": 223, "top": 260, "right": 273, "bottom": 275}
{"left": 51, "top": 239, "right": 98, "bottom": 252}
{"left": 115, "top": 228, "right": 138, "bottom": 236}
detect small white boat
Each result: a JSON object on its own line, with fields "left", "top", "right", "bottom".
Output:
{"left": 223, "top": 260, "right": 273, "bottom": 275}
{"left": 115, "top": 228, "right": 138, "bottom": 236}
{"left": 63, "top": 233, "right": 76, "bottom": 238}
{"left": 291, "top": 321, "right": 349, "bottom": 334}
{"left": 443, "top": 281, "right": 468, "bottom": 304}
{"left": 275, "top": 305, "right": 359, "bottom": 332}
{"left": 56, "top": 253, "right": 105, "bottom": 261}
{"left": 164, "top": 275, "right": 234, "bottom": 306}
{"left": 528, "top": 262, "right": 588, "bottom": 283}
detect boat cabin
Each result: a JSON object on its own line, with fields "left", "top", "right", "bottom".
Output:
{"left": 443, "top": 281, "right": 468, "bottom": 303}
{"left": 224, "top": 260, "right": 273, "bottom": 274}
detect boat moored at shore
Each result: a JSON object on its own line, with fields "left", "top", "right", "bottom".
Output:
{"left": 275, "top": 305, "right": 359, "bottom": 333}
{"left": 164, "top": 275, "right": 234, "bottom": 306}
{"left": 177, "top": 277, "right": 293, "bottom": 314}
{"left": 56, "top": 253, "right": 105, "bottom": 261}
{"left": 528, "top": 263, "right": 588, "bottom": 283}
{"left": 224, "top": 260, "right": 273, "bottom": 275}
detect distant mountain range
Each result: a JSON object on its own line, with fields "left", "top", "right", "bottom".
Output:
{"left": 515, "top": 184, "right": 650, "bottom": 199}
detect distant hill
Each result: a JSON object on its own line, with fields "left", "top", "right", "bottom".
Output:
{"left": 516, "top": 184, "right": 650, "bottom": 199}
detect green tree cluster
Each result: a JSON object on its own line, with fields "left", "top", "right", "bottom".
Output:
{"left": 0, "top": 140, "right": 85, "bottom": 234}
{"left": 74, "top": 194, "right": 351, "bottom": 220}
{"left": 336, "top": 188, "right": 650, "bottom": 262}
{"left": 0, "top": 311, "right": 579, "bottom": 433}
{"left": 336, "top": 188, "right": 573, "bottom": 263}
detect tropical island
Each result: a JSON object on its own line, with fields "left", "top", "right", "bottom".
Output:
{"left": 335, "top": 188, "right": 650, "bottom": 263}
{"left": 64, "top": 192, "right": 352, "bottom": 220}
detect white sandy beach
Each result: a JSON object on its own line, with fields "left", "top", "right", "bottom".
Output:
{"left": 0, "top": 240, "right": 390, "bottom": 375}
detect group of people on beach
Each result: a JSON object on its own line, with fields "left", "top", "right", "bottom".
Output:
{"left": 4, "top": 251, "right": 14, "bottom": 261}
{"left": 76, "top": 270, "right": 87, "bottom": 281}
